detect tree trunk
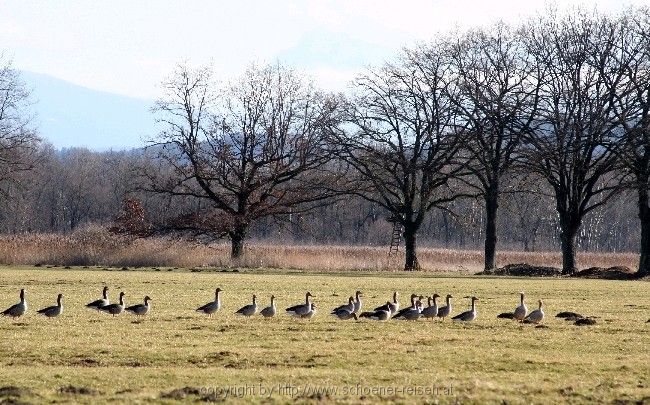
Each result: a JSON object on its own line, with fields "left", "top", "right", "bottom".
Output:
{"left": 484, "top": 185, "right": 499, "bottom": 271}
{"left": 637, "top": 182, "right": 650, "bottom": 277}
{"left": 559, "top": 223, "right": 578, "bottom": 275}
{"left": 403, "top": 223, "right": 420, "bottom": 271}
{"left": 230, "top": 225, "right": 248, "bottom": 260}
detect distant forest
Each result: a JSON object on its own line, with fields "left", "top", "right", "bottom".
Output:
{"left": 0, "top": 146, "right": 636, "bottom": 254}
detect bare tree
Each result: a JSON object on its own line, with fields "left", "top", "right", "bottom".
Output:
{"left": 147, "top": 63, "right": 343, "bottom": 259}
{"left": 522, "top": 12, "right": 625, "bottom": 274}
{"left": 338, "top": 46, "right": 469, "bottom": 271}
{"left": 0, "top": 54, "right": 40, "bottom": 195}
{"left": 447, "top": 23, "right": 540, "bottom": 270}
{"left": 608, "top": 8, "right": 650, "bottom": 276}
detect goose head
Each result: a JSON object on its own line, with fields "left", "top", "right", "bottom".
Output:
{"left": 57, "top": 294, "right": 64, "bottom": 304}
{"left": 446, "top": 294, "right": 453, "bottom": 300}
{"left": 270, "top": 295, "right": 275, "bottom": 304}
{"left": 538, "top": 299, "right": 543, "bottom": 309}
{"left": 103, "top": 286, "right": 109, "bottom": 297}
{"left": 215, "top": 288, "right": 222, "bottom": 297}
{"left": 252, "top": 294, "right": 257, "bottom": 304}
{"left": 393, "top": 291, "right": 399, "bottom": 303}
{"left": 355, "top": 290, "right": 362, "bottom": 299}
{"left": 432, "top": 293, "right": 440, "bottom": 300}
{"left": 20, "top": 289, "right": 25, "bottom": 301}
{"left": 144, "top": 296, "right": 152, "bottom": 304}
{"left": 347, "top": 296, "right": 354, "bottom": 304}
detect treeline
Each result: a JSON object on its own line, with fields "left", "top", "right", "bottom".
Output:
{"left": 0, "top": 148, "right": 637, "bottom": 253}
{"left": 1, "top": 8, "right": 649, "bottom": 275}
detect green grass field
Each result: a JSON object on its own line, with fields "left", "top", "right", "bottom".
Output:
{"left": 0, "top": 266, "right": 648, "bottom": 404}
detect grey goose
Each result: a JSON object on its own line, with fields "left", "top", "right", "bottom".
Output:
{"left": 524, "top": 300, "right": 545, "bottom": 324}
{"left": 452, "top": 296, "right": 478, "bottom": 322}
{"left": 2, "top": 289, "right": 27, "bottom": 318}
{"left": 260, "top": 295, "right": 276, "bottom": 318}
{"left": 125, "top": 296, "right": 151, "bottom": 316}
{"left": 86, "top": 286, "right": 109, "bottom": 310}
{"left": 196, "top": 288, "right": 222, "bottom": 316}
{"left": 37, "top": 293, "right": 64, "bottom": 318}
{"left": 436, "top": 294, "right": 453, "bottom": 320}
{"left": 359, "top": 302, "right": 392, "bottom": 321}
{"left": 235, "top": 294, "right": 258, "bottom": 317}
{"left": 286, "top": 292, "right": 313, "bottom": 317}
{"left": 332, "top": 297, "right": 355, "bottom": 315}
{"left": 513, "top": 292, "right": 527, "bottom": 321}
{"left": 99, "top": 291, "right": 126, "bottom": 316}
{"left": 421, "top": 294, "right": 440, "bottom": 319}
{"left": 373, "top": 291, "right": 399, "bottom": 317}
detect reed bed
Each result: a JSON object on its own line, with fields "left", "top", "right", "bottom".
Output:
{"left": 0, "top": 225, "right": 638, "bottom": 272}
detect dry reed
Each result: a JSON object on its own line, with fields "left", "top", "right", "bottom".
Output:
{"left": 0, "top": 224, "right": 638, "bottom": 272}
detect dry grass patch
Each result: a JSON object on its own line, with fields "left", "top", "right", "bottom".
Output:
{"left": 0, "top": 226, "right": 639, "bottom": 272}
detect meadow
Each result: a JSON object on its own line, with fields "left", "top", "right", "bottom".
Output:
{"left": 0, "top": 266, "right": 648, "bottom": 404}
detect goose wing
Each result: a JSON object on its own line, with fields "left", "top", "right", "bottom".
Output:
{"left": 37, "top": 305, "right": 56, "bottom": 314}
{"left": 86, "top": 298, "right": 108, "bottom": 308}
{"left": 452, "top": 310, "right": 470, "bottom": 321}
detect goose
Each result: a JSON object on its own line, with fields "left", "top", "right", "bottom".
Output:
{"left": 196, "top": 288, "right": 222, "bottom": 316}
{"left": 260, "top": 295, "right": 276, "bottom": 318}
{"left": 452, "top": 296, "right": 478, "bottom": 322}
{"left": 353, "top": 290, "right": 363, "bottom": 313}
{"left": 1, "top": 289, "right": 27, "bottom": 318}
{"left": 235, "top": 294, "right": 258, "bottom": 317}
{"left": 373, "top": 292, "right": 399, "bottom": 316}
{"left": 395, "top": 299, "right": 422, "bottom": 321}
{"left": 524, "top": 300, "right": 545, "bottom": 324}
{"left": 331, "top": 307, "right": 358, "bottom": 320}
{"left": 393, "top": 294, "right": 418, "bottom": 319}
{"left": 86, "top": 286, "right": 109, "bottom": 310}
{"left": 360, "top": 302, "right": 392, "bottom": 321}
{"left": 436, "top": 294, "right": 453, "bottom": 320}
{"left": 513, "top": 292, "right": 527, "bottom": 321}
{"left": 286, "top": 292, "right": 313, "bottom": 317}
{"left": 298, "top": 303, "right": 316, "bottom": 319}
{"left": 99, "top": 292, "right": 125, "bottom": 316}
{"left": 421, "top": 294, "right": 440, "bottom": 319}
{"left": 37, "top": 293, "right": 64, "bottom": 318}
{"left": 125, "top": 296, "right": 151, "bottom": 316}
{"left": 332, "top": 297, "right": 355, "bottom": 314}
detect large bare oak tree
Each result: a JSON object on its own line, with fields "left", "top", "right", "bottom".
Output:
{"left": 147, "top": 63, "right": 343, "bottom": 259}
{"left": 448, "top": 23, "right": 540, "bottom": 271}
{"left": 522, "top": 12, "right": 626, "bottom": 274}
{"left": 338, "top": 46, "right": 469, "bottom": 271}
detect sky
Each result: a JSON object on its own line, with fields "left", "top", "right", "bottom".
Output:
{"left": 1, "top": 0, "right": 647, "bottom": 100}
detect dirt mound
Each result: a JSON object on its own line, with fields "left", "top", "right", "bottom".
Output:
{"left": 0, "top": 387, "right": 32, "bottom": 398}
{"left": 161, "top": 387, "right": 201, "bottom": 400}
{"left": 478, "top": 263, "right": 644, "bottom": 280}
{"left": 477, "top": 263, "right": 562, "bottom": 277}
{"left": 574, "top": 318, "right": 597, "bottom": 326}
{"left": 58, "top": 385, "right": 100, "bottom": 395}
{"left": 573, "top": 266, "right": 637, "bottom": 280}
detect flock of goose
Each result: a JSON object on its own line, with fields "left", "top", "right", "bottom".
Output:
{"left": 1, "top": 287, "right": 546, "bottom": 324}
